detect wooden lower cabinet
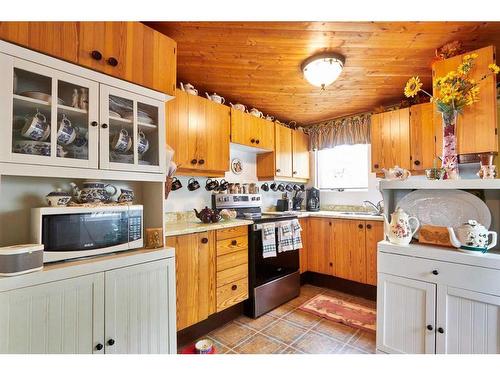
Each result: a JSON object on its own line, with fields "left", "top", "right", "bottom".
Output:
{"left": 299, "top": 218, "right": 309, "bottom": 273}
{"left": 306, "top": 217, "right": 383, "bottom": 285}
{"left": 167, "top": 225, "right": 249, "bottom": 331}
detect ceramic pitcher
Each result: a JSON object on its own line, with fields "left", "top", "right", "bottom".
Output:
{"left": 384, "top": 207, "right": 420, "bottom": 246}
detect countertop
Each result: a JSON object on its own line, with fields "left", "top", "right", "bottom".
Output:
{"left": 263, "top": 210, "right": 385, "bottom": 221}
{"left": 165, "top": 218, "right": 253, "bottom": 237}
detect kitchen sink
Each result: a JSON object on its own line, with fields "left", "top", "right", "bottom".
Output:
{"left": 336, "top": 211, "right": 382, "bottom": 216}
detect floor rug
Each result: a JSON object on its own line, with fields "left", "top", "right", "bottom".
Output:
{"left": 299, "top": 294, "right": 376, "bottom": 333}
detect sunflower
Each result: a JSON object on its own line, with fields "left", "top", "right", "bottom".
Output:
{"left": 489, "top": 63, "right": 500, "bottom": 74}
{"left": 404, "top": 76, "right": 423, "bottom": 97}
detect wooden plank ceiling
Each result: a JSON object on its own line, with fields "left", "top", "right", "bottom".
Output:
{"left": 146, "top": 22, "right": 500, "bottom": 124}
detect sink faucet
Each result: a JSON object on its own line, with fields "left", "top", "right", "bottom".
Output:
{"left": 363, "top": 200, "right": 384, "bottom": 215}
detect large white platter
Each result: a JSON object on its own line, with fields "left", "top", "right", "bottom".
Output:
{"left": 396, "top": 189, "right": 491, "bottom": 235}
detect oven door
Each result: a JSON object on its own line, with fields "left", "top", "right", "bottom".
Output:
{"left": 249, "top": 224, "right": 300, "bottom": 287}
{"left": 42, "top": 210, "right": 130, "bottom": 262}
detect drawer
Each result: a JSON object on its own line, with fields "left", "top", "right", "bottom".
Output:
{"left": 217, "top": 249, "right": 248, "bottom": 272}
{"left": 217, "top": 235, "right": 248, "bottom": 256}
{"left": 217, "top": 263, "right": 248, "bottom": 287}
{"left": 379, "top": 251, "right": 500, "bottom": 296}
{"left": 217, "top": 226, "right": 248, "bottom": 241}
{"left": 216, "top": 277, "right": 248, "bottom": 312}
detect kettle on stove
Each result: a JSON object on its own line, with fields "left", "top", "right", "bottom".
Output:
{"left": 306, "top": 187, "right": 320, "bottom": 212}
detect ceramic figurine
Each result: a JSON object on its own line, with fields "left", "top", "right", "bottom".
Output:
{"left": 382, "top": 166, "right": 411, "bottom": 181}
{"left": 447, "top": 220, "right": 497, "bottom": 254}
{"left": 46, "top": 188, "right": 72, "bottom": 207}
{"left": 117, "top": 188, "right": 134, "bottom": 203}
{"left": 145, "top": 228, "right": 164, "bottom": 249}
{"left": 383, "top": 207, "right": 420, "bottom": 246}
{"left": 79, "top": 88, "right": 88, "bottom": 110}
{"left": 71, "top": 88, "right": 79, "bottom": 108}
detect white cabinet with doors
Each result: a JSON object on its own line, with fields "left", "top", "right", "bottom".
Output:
{"left": 377, "top": 241, "right": 500, "bottom": 354}
{"left": 0, "top": 40, "right": 167, "bottom": 177}
{"left": 0, "top": 249, "right": 176, "bottom": 354}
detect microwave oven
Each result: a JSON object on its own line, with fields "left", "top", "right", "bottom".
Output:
{"left": 31, "top": 205, "right": 143, "bottom": 263}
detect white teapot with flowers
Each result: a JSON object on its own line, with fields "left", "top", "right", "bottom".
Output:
{"left": 384, "top": 207, "right": 420, "bottom": 246}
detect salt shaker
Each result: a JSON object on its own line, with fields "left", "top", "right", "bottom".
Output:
{"left": 79, "top": 88, "right": 88, "bottom": 110}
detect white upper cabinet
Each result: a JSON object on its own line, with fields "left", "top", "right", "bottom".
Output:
{"left": 0, "top": 43, "right": 166, "bottom": 176}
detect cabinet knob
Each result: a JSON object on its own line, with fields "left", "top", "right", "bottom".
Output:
{"left": 201, "top": 237, "right": 208, "bottom": 244}
{"left": 107, "top": 339, "right": 115, "bottom": 346}
{"left": 107, "top": 57, "right": 119, "bottom": 67}
{"left": 374, "top": 163, "right": 379, "bottom": 169}
{"left": 191, "top": 159, "right": 198, "bottom": 165}
{"left": 198, "top": 159, "right": 205, "bottom": 165}
{"left": 426, "top": 324, "right": 434, "bottom": 331}
{"left": 101, "top": 123, "right": 108, "bottom": 129}
{"left": 91, "top": 121, "right": 98, "bottom": 127}
{"left": 329, "top": 222, "right": 332, "bottom": 226}
{"left": 358, "top": 224, "right": 364, "bottom": 229}
{"left": 231, "top": 240, "right": 237, "bottom": 246}
{"left": 432, "top": 270, "right": 439, "bottom": 275}
{"left": 366, "top": 224, "right": 372, "bottom": 229}
{"left": 255, "top": 139, "right": 260, "bottom": 144}
{"left": 276, "top": 168, "right": 281, "bottom": 173}
{"left": 91, "top": 50, "right": 102, "bottom": 61}
{"left": 437, "top": 327, "right": 444, "bottom": 334}
{"left": 231, "top": 284, "right": 238, "bottom": 291}
{"left": 293, "top": 171, "right": 297, "bottom": 175}
{"left": 414, "top": 160, "right": 421, "bottom": 166}
{"left": 329, "top": 262, "right": 333, "bottom": 267}
{"left": 95, "top": 343, "right": 103, "bottom": 351}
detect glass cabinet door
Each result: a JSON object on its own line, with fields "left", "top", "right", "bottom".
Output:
{"left": 99, "top": 85, "right": 164, "bottom": 173}
{"left": 0, "top": 56, "right": 99, "bottom": 168}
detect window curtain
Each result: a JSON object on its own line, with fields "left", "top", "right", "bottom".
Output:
{"left": 305, "top": 113, "right": 371, "bottom": 151}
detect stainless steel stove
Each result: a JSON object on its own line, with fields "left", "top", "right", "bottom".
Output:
{"left": 212, "top": 193, "right": 300, "bottom": 318}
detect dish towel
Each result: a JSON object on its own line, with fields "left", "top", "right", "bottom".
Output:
{"left": 291, "top": 219, "right": 303, "bottom": 250}
{"left": 278, "top": 221, "right": 294, "bottom": 253}
{"left": 261, "top": 223, "right": 277, "bottom": 258}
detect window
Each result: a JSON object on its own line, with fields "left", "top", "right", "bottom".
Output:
{"left": 316, "top": 144, "right": 369, "bottom": 190}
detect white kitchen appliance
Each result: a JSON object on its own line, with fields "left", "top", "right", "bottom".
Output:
{"left": 31, "top": 205, "right": 143, "bottom": 263}
{"left": 0, "top": 244, "right": 44, "bottom": 276}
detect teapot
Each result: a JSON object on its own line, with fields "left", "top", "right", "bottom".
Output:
{"left": 229, "top": 102, "right": 246, "bottom": 112}
{"left": 194, "top": 206, "right": 214, "bottom": 224}
{"left": 70, "top": 181, "right": 117, "bottom": 204}
{"left": 382, "top": 165, "right": 411, "bottom": 181}
{"left": 179, "top": 82, "right": 198, "bottom": 96}
{"left": 205, "top": 92, "right": 225, "bottom": 104}
{"left": 249, "top": 108, "right": 263, "bottom": 118}
{"left": 46, "top": 188, "right": 72, "bottom": 207}
{"left": 447, "top": 220, "right": 497, "bottom": 253}
{"left": 265, "top": 114, "right": 274, "bottom": 121}
{"left": 384, "top": 207, "right": 420, "bottom": 246}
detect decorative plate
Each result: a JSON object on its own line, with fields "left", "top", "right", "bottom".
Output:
{"left": 231, "top": 158, "right": 243, "bottom": 174}
{"left": 397, "top": 189, "right": 491, "bottom": 238}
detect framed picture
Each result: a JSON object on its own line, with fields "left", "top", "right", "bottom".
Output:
{"left": 231, "top": 158, "right": 243, "bottom": 174}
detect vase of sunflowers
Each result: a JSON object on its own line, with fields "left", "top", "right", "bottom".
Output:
{"left": 404, "top": 54, "right": 500, "bottom": 180}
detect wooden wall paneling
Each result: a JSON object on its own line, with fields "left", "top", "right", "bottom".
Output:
{"left": 275, "top": 124, "right": 293, "bottom": 178}
{"left": 0, "top": 22, "right": 79, "bottom": 63}
{"left": 365, "top": 220, "right": 384, "bottom": 286}
{"left": 432, "top": 45, "right": 498, "bottom": 154}
{"left": 370, "top": 112, "right": 383, "bottom": 172}
{"left": 410, "top": 102, "right": 436, "bottom": 171}
{"left": 292, "top": 130, "right": 310, "bottom": 179}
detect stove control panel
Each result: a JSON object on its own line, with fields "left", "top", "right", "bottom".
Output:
{"left": 212, "top": 194, "right": 262, "bottom": 209}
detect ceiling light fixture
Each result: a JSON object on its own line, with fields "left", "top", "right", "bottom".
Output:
{"left": 301, "top": 53, "right": 346, "bottom": 90}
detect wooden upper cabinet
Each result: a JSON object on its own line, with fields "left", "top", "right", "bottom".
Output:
{"left": 410, "top": 102, "right": 436, "bottom": 171}
{"left": 0, "top": 22, "right": 79, "bottom": 62}
{"left": 275, "top": 124, "right": 293, "bottom": 178}
{"left": 79, "top": 22, "right": 176, "bottom": 95}
{"left": 370, "top": 108, "right": 411, "bottom": 172}
{"left": 231, "top": 109, "right": 274, "bottom": 151}
{"left": 365, "top": 220, "right": 384, "bottom": 286}
{"left": 432, "top": 45, "right": 497, "bottom": 155}
{"left": 166, "top": 89, "right": 230, "bottom": 176}
{"left": 292, "top": 130, "right": 310, "bottom": 179}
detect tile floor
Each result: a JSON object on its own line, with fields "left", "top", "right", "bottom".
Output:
{"left": 183, "top": 284, "right": 376, "bottom": 354}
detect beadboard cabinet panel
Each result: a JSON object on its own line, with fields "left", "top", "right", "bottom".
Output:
{"left": 0, "top": 273, "right": 104, "bottom": 354}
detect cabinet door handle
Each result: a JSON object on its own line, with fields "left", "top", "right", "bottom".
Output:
{"left": 231, "top": 240, "right": 237, "bottom": 246}
{"left": 414, "top": 160, "right": 421, "bottom": 166}
{"left": 255, "top": 139, "right": 260, "bottom": 144}
{"left": 426, "top": 325, "right": 434, "bottom": 331}
{"left": 101, "top": 123, "right": 108, "bottom": 129}
{"left": 293, "top": 171, "right": 297, "bottom": 175}
{"left": 191, "top": 159, "right": 198, "bottom": 165}
{"left": 329, "top": 262, "right": 333, "bottom": 267}
{"left": 250, "top": 138, "right": 256, "bottom": 144}
{"left": 276, "top": 168, "right": 281, "bottom": 173}
{"left": 91, "top": 50, "right": 102, "bottom": 61}
{"left": 366, "top": 224, "right": 372, "bottom": 229}
{"left": 107, "top": 57, "right": 119, "bottom": 67}
{"left": 91, "top": 121, "right": 98, "bottom": 127}
{"left": 374, "top": 163, "right": 379, "bottom": 169}
{"left": 231, "top": 284, "right": 238, "bottom": 291}
{"left": 358, "top": 224, "right": 364, "bottom": 229}
{"left": 437, "top": 327, "right": 444, "bottom": 334}
{"left": 107, "top": 339, "right": 115, "bottom": 346}
{"left": 201, "top": 237, "right": 208, "bottom": 244}
{"left": 432, "top": 270, "right": 439, "bottom": 275}
{"left": 198, "top": 159, "right": 205, "bottom": 165}
{"left": 95, "top": 343, "right": 104, "bottom": 351}
{"left": 329, "top": 222, "right": 332, "bottom": 226}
